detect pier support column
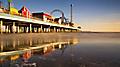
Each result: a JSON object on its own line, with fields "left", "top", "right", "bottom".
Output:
{"left": 45, "top": 28, "right": 47, "bottom": 32}
{"left": 23, "top": 27, "right": 25, "bottom": 33}
{"left": 37, "top": 27, "right": 39, "bottom": 33}
{"left": 30, "top": 24, "right": 32, "bottom": 33}
{"left": 56, "top": 28, "right": 58, "bottom": 32}
{"left": 41, "top": 25, "right": 43, "bottom": 32}
{"left": 58, "top": 28, "right": 60, "bottom": 32}
{"left": 48, "top": 27, "right": 50, "bottom": 32}
{"left": 19, "top": 27, "right": 22, "bottom": 33}
{"left": 57, "top": 28, "right": 60, "bottom": 32}
{"left": 54, "top": 27, "right": 56, "bottom": 32}
{"left": 26, "top": 27, "right": 29, "bottom": 33}
{"left": 61, "top": 28, "right": 64, "bottom": 32}
{"left": 34, "top": 27, "right": 37, "bottom": 33}
{"left": 0, "top": 20, "right": 3, "bottom": 34}
{"left": 12, "top": 22, "right": 16, "bottom": 33}
{"left": 59, "top": 28, "right": 61, "bottom": 32}
{"left": 46, "top": 28, "right": 49, "bottom": 32}
{"left": 6, "top": 25, "right": 9, "bottom": 33}
{"left": 38, "top": 28, "right": 41, "bottom": 33}
{"left": 17, "top": 26, "right": 19, "bottom": 33}
{"left": 8, "top": 25, "right": 11, "bottom": 33}
{"left": 43, "top": 28, "right": 46, "bottom": 32}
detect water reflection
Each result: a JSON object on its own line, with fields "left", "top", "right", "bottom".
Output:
{"left": 0, "top": 36, "right": 79, "bottom": 67}
{"left": 1, "top": 33, "right": 120, "bottom": 67}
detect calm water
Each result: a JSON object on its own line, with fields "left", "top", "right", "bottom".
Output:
{"left": 0, "top": 33, "right": 120, "bottom": 67}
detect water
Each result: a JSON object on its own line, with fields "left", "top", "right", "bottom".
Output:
{"left": 0, "top": 33, "right": 120, "bottom": 67}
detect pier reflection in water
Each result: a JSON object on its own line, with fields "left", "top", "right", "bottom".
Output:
{"left": 0, "top": 36, "right": 79, "bottom": 67}
{"left": 1, "top": 33, "right": 120, "bottom": 67}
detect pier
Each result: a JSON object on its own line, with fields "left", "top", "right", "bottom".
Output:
{"left": 0, "top": 0, "right": 81, "bottom": 34}
{"left": 0, "top": 13, "right": 80, "bottom": 34}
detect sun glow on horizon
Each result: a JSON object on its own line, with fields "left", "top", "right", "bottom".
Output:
{"left": 81, "top": 21, "right": 120, "bottom": 32}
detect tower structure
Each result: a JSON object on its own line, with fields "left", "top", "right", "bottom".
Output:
{"left": 70, "top": 4, "right": 73, "bottom": 23}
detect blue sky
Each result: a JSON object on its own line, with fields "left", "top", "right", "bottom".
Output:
{"left": 1, "top": 0, "right": 120, "bottom": 32}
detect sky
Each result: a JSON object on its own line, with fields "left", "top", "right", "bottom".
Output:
{"left": 1, "top": 0, "right": 120, "bottom": 32}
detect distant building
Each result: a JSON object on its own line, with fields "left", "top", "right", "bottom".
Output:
{"left": 18, "top": 6, "right": 32, "bottom": 18}
{"left": 32, "top": 12, "right": 53, "bottom": 22}
{"left": 0, "top": 8, "right": 3, "bottom": 12}
{"left": 54, "top": 18, "right": 62, "bottom": 24}
{"left": 0, "top": 8, "right": 8, "bottom": 13}
{"left": 73, "top": 23, "right": 81, "bottom": 28}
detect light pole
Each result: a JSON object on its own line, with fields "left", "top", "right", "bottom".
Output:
{"left": 8, "top": 0, "right": 13, "bottom": 13}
